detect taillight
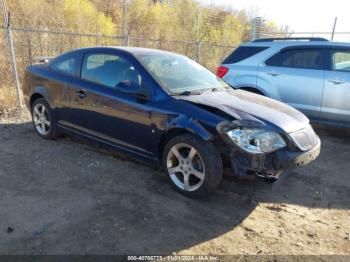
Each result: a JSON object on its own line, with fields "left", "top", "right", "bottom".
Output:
{"left": 216, "top": 66, "right": 229, "bottom": 78}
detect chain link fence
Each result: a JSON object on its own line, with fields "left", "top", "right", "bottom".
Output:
{"left": 2, "top": 26, "right": 350, "bottom": 114}
{"left": 0, "top": 25, "right": 235, "bottom": 113}
{"left": 1, "top": 2, "right": 20, "bottom": 113}
{"left": 0, "top": 27, "right": 18, "bottom": 111}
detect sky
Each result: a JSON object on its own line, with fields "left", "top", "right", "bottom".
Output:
{"left": 200, "top": 0, "right": 350, "bottom": 41}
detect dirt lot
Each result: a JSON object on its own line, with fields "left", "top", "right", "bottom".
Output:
{"left": 0, "top": 111, "right": 349, "bottom": 256}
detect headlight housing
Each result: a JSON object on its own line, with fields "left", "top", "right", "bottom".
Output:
{"left": 227, "top": 128, "right": 286, "bottom": 154}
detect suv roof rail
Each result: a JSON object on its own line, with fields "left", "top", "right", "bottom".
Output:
{"left": 252, "top": 37, "right": 329, "bottom": 42}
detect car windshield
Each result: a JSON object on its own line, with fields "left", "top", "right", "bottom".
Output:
{"left": 136, "top": 53, "right": 230, "bottom": 94}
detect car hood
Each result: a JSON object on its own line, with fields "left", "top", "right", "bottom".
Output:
{"left": 176, "top": 89, "right": 309, "bottom": 134}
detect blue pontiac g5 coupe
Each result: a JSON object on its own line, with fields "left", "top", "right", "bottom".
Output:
{"left": 23, "top": 47, "right": 321, "bottom": 197}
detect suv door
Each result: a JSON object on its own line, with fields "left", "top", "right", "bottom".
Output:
{"left": 321, "top": 47, "right": 350, "bottom": 125}
{"left": 65, "top": 51, "right": 155, "bottom": 156}
{"left": 258, "top": 47, "right": 326, "bottom": 120}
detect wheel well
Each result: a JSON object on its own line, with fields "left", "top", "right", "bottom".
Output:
{"left": 158, "top": 128, "right": 201, "bottom": 159}
{"left": 239, "top": 87, "right": 265, "bottom": 96}
{"left": 158, "top": 128, "right": 193, "bottom": 157}
{"left": 158, "top": 128, "right": 225, "bottom": 165}
{"left": 30, "top": 93, "right": 44, "bottom": 108}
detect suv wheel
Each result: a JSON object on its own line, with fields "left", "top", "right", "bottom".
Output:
{"left": 31, "top": 98, "right": 61, "bottom": 139}
{"left": 162, "top": 134, "right": 223, "bottom": 198}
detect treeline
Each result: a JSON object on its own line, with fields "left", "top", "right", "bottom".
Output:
{"left": 0, "top": 0, "right": 283, "bottom": 109}
{"left": 5, "top": 0, "right": 284, "bottom": 68}
{"left": 8, "top": 0, "right": 253, "bottom": 45}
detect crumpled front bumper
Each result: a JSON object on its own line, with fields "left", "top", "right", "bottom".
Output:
{"left": 227, "top": 135, "right": 321, "bottom": 179}
{"left": 216, "top": 120, "right": 321, "bottom": 179}
{"left": 273, "top": 136, "right": 321, "bottom": 170}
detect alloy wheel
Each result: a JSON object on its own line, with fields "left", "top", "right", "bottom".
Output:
{"left": 33, "top": 103, "right": 51, "bottom": 136}
{"left": 166, "top": 143, "right": 205, "bottom": 192}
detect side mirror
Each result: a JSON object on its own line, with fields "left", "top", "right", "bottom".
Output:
{"left": 115, "top": 81, "right": 149, "bottom": 101}
{"left": 116, "top": 80, "right": 140, "bottom": 93}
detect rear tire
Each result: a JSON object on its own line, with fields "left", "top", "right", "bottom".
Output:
{"left": 162, "top": 134, "right": 223, "bottom": 198}
{"left": 31, "top": 98, "right": 61, "bottom": 140}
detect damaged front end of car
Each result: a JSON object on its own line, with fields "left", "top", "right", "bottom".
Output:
{"left": 216, "top": 119, "right": 321, "bottom": 180}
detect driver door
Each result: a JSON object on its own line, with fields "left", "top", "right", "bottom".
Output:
{"left": 66, "top": 51, "right": 155, "bottom": 155}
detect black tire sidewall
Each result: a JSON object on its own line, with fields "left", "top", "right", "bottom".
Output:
{"left": 31, "top": 98, "right": 59, "bottom": 139}
{"left": 162, "top": 134, "right": 223, "bottom": 198}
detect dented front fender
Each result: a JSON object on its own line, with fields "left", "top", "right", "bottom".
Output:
{"left": 166, "top": 115, "right": 214, "bottom": 141}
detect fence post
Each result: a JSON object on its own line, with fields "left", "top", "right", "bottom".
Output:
{"left": 331, "top": 17, "right": 337, "bottom": 41}
{"left": 195, "top": 7, "right": 201, "bottom": 63}
{"left": 122, "top": 0, "right": 129, "bottom": 46}
{"left": 196, "top": 41, "right": 201, "bottom": 63}
{"left": 1, "top": 0, "right": 23, "bottom": 109}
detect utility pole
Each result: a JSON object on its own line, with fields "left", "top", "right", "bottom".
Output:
{"left": 331, "top": 17, "right": 337, "bottom": 41}
{"left": 251, "top": 18, "right": 256, "bottom": 40}
{"left": 251, "top": 17, "right": 266, "bottom": 40}
{"left": 1, "top": 0, "right": 23, "bottom": 108}
{"left": 122, "top": 0, "right": 129, "bottom": 46}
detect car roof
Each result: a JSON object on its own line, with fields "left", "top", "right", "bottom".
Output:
{"left": 64, "top": 46, "right": 179, "bottom": 57}
{"left": 241, "top": 40, "right": 350, "bottom": 48}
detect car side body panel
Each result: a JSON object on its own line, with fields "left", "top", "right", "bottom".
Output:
{"left": 222, "top": 64, "right": 258, "bottom": 88}
{"left": 320, "top": 47, "right": 350, "bottom": 125}
{"left": 221, "top": 40, "right": 350, "bottom": 127}
{"left": 24, "top": 49, "right": 225, "bottom": 165}
{"left": 257, "top": 65, "right": 325, "bottom": 120}
{"left": 322, "top": 70, "right": 350, "bottom": 124}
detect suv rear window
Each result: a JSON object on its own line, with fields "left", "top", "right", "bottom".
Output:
{"left": 266, "top": 48, "right": 324, "bottom": 70}
{"left": 222, "top": 46, "right": 268, "bottom": 64}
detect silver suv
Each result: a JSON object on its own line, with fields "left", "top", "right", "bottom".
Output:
{"left": 218, "top": 37, "right": 350, "bottom": 128}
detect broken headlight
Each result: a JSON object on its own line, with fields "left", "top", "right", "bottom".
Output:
{"left": 227, "top": 128, "right": 286, "bottom": 154}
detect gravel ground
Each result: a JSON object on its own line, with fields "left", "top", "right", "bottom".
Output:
{"left": 0, "top": 112, "right": 349, "bottom": 256}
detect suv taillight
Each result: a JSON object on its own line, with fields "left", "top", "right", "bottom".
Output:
{"left": 216, "top": 66, "right": 229, "bottom": 78}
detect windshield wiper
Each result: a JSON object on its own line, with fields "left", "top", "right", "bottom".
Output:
{"left": 175, "top": 90, "right": 203, "bottom": 96}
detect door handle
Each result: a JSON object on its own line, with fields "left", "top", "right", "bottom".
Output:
{"left": 267, "top": 71, "right": 280, "bottom": 76}
{"left": 76, "top": 90, "right": 87, "bottom": 99}
{"left": 328, "top": 79, "right": 343, "bottom": 85}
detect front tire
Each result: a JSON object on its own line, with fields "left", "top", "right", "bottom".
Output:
{"left": 31, "top": 98, "right": 61, "bottom": 139}
{"left": 162, "top": 134, "right": 223, "bottom": 198}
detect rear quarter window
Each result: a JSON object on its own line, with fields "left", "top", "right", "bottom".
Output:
{"left": 333, "top": 50, "right": 350, "bottom": 72}
{"left": 50, "top": 53, "right": 79, "bottom": 76}
{"left": 222, "top": 46, "right": 269, "bottom": 64}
